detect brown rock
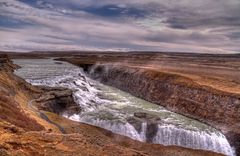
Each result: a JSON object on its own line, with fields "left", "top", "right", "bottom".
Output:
{"left": 0, "top": 54, "right": 229, "bottom": 156}
{"left": 0, "top": 149, "right": 9, "bottom": 156}
{"left": 89, "top": 64, "right": 240, "bottom": 155}
{"left": 36, "top": 86, "right": 81, "bottom": 115}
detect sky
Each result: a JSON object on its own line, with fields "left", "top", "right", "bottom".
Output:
{"left": 0, "top": 0, "right": 240, "bottom": 53}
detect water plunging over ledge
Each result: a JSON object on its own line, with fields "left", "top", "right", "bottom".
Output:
{"left": 13, "top": 59, "right": 235, "bottom": 156}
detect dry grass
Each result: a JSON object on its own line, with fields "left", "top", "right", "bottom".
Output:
{"left": 0, "top": 92, "right": 44, "bottom": 131}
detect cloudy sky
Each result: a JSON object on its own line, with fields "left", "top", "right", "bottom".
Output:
{"left": 0, "top": 0, "right": 240, "bottom": 53}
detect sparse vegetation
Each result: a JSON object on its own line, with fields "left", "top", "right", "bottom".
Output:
{"left": 0, "top": 93, "right": 44, "bottom": 131}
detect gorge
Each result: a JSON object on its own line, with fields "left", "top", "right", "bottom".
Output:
{"left": 1, "top": 54, "right": 220, "bottom": 156}
{"left": 1, "top": 1, "right": 239, "bottom": 155}
{"left": 0, "top": 52, "right": 239, "bottom": 156}
{"left": 57, "top": 52, "right": 240, "bottom": 156}
{"left": 13, "top": 57, "right": 236, "bottom": 156}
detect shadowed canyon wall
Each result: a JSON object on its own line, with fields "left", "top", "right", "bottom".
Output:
{"left": 88, "top": 64, "right": 240, "bottom": 155}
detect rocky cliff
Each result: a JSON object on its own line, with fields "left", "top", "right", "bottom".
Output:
{"left": 0, "top": 55, "right": 225, "bottom": 156}
{"left": 35, "top": 86, "right": 81, "bottom": 115}
{"left": 88, "top": 64, "right": 240, "bottom": 155}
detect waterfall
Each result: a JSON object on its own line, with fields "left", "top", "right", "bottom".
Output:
{"left": 14, "top": 59, "right": 235, "bottom": 156}
{"left": 139, "top": 122, "right": 147, "bottom": 141}
{"left": 67, "top": 114, "right": 234, "bottom": 156}
{"left": 153, "top": 125, "right": 234, "bottom": 156}
{"left": 26, "top": 68, "right": 104, "bottom": 112}
{"left": 68, "top": 114, "right": 143, "bottom": 141}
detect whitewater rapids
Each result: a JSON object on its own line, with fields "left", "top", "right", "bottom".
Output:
{"left": 14, "top": 59, "right": 235, "bottom": 156}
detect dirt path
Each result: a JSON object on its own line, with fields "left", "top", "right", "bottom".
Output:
{"left": 28, "top": 99, "right": 66, "bottom": 134}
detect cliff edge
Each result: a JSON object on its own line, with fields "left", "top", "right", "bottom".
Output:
{"left": 0, "top": 55, "right": 224, "bottom": 156}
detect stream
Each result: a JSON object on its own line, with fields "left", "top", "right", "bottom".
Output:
{"left": 13, "top": 58, "right": 234, "bottom": 156}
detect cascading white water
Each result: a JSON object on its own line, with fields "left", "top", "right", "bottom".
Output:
{"left": 13, "top": 59, "right": 235, "bottom": 156}
{"left": 152, "top": 125, "right": 233, "bottom": 155}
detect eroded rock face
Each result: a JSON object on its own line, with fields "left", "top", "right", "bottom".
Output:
{"left": 127, "top": 112, "right": 161, "bottom": 142}
{"left": 0, "top": 56, "right": 44, "bottom": 131}
{"left": 36, "top": 86, "right": 81, "bottom": 115}
{"left": 0, "top": 55, "right": 226, "bottom": 156}
{"left": 89, "top": 64, "right": 240, "bottom": 155}
{"left": 0, "top": 55, "right": 20, "bottom": 72}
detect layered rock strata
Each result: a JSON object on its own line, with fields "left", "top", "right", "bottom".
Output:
{"left": 0, "top": 55, "right": 225, "bottom": 155}
{"left": 88, "top": 64, "right": 240, "bottom": 155}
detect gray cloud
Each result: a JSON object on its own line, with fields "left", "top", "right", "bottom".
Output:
{"left": 0, "top": 0, "right": 239, "bottom": 53}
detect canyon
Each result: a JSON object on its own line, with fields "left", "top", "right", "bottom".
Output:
{"left": 0, "top": 52, "right": 239, "bottom": 156}
{"left": 56, "top": 52, "right": 240, "bottom": 155}
{"left": 0, "top": 55, "right": 223, "bottom": 156}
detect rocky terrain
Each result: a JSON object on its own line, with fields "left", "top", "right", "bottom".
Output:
{"left": 88, "top": 64, "right": 240, "bottom": 155}
{"left": 54, "top": 52, "right": 240, "bottom": 155}
{"left": 0, "top": 54, "right": 225, "bottom": 156}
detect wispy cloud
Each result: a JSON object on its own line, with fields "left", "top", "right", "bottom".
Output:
{"left": 0, "top": 0, "right": 239, "bottom": 53}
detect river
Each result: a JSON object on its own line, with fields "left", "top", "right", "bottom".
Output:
{"left": 13, "top": 58, "right": 234, "bottom": 156}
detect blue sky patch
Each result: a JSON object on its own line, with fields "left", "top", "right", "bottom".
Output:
{"left": 0, "top": 15, "right": 33, "bottom": 28}
{"left": 82, "top": 5, "right": 147, "bottom": 18}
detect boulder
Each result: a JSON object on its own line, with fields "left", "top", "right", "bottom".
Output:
{"left": 36, "top": 86, "right": 81, "bottom": 115}
{"left": 127, "top": 112, "right": 161, "bottom": 142}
